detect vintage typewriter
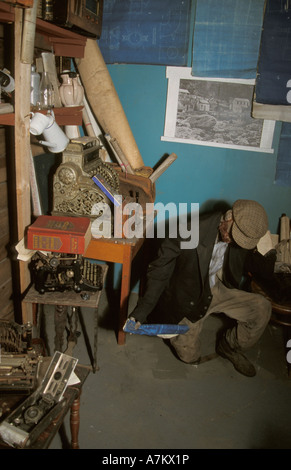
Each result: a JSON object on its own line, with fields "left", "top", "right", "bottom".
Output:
{"left": 0, "top": 320, "right": 40, "bottom": 392}
{"left": 30, "top": 252, "right": 104, "bottom": 294}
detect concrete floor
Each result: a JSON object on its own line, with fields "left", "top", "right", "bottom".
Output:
{"left": 40, "top": 289, "right": 291, "bottom": 450}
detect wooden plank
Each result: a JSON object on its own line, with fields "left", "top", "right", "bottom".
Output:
{"left": 14, "top": 7, "right": 32, "bottom": 322}
{"left": 2, "top": 0, "right": 33, "bottom": 6}
{"left": 149, "top": 153, "right": 178, "bottom": 183}
{"left": 35, "top": 18, "right": 87, "bottom": 40}
{"left": 34, "top": 106, "right": 83, "bottom": 125}
{"left": 23, "top": 285, "right": 103, "bottom": 308}
{"left": 0, "top": 107, "right": 84, "bottom": 127}
{"left": 0, "top": 113, "right": 14, "bottom": 125}
{"left": 48, "top": 37, "right": 86, "bottom": 58}
{"left": 0, "top": 2, "right": 15, "bottom": 22}
{"left": 14, "top": 7, "right": 31, "bottom": 238}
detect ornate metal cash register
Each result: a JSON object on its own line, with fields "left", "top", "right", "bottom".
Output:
{"left": 51, "top": 135, "right": 155, "bottom": 219}
{"left": 52, "top": 136, "right": 119, "bottom": 219}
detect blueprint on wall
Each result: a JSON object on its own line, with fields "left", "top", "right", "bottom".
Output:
{"left": 256, "top": 0, "right": 291, "bottom": 105}
{"left": 192, "top": 0, "right": 265, "bottom": 79}
{"left": 97, "top": 0, "right": 193, "bottom": 65}
{"left": 276, "top": 122, "right": 291, "bottom": 187}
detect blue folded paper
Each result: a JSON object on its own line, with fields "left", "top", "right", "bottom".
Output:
{"left": 123, "top": 319, "right": 189, "bottom": 336}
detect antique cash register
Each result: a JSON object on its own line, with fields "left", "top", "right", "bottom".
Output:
{"left": 52, "top": 136, "right": 119, "bottom": 220}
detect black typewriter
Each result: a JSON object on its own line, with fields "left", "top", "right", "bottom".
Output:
{"left": 30, "top": 252, "right": 103, "bottom": 294}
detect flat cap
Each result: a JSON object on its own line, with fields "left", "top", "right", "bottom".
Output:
{"left": 232, "top": 199, "right": 268, "bottom": 250}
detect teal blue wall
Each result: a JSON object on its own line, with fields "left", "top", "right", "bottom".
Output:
{"left": 104, "top": 63, "right": 291, "bottom": 293}
{"left": 107, "top": 64, "right": 291, "bottom": 235}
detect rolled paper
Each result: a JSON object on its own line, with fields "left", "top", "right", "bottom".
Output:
{"left": 76, "top": 39, "right": 144, "bottom": 170}
{"left": 21, "top": 0, "right": 38, "bottom": 64}
{"left": 280, "top": 215, "right": 290, "bottom": 241}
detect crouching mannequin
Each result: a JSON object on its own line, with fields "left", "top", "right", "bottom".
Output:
{"left": 130, "top": 200, "right": 275, "bottom": 377}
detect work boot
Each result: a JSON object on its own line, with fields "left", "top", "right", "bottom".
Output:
{"left": 216, "top": 334, "right": 256, "bottom": 377}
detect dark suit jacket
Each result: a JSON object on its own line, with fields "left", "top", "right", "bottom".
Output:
{"left": 131, "top": 211, "right": 275, "bottom": 325}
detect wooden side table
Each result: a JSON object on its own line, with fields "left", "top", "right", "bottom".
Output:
{"left": 22, "top": 235, "right": 149, "bottom": 346}
{"left": 84, "top": 235, "right": 149, "bottom": 345}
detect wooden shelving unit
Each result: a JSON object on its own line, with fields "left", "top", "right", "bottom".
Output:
{"left": 0, "top": 0, "right": 87, "bottom": 323}
{"left": 0, "top": 1, "right": 86, "bottom": 127}
{"left": 0, "top": 2, "right": 87, "bottom": 57}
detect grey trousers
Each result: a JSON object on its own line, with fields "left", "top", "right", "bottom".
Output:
{"left": 170, "top": 278, "right": 272, "bottom": 364}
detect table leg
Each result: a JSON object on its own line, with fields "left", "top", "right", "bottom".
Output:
{"left": 70, "top": 391, "right": 81, "bottom": 449}
{"left": 93, "top": 307, "right": 98, "bottom": 373}
{"left": 286, "top": 326, "right": 291, "bottom": 379}
{"left": 118, "top": 246, "right": 132, "bottom": 345}
{"left": 54, "top": 305, "right": 68, "bottom": 352}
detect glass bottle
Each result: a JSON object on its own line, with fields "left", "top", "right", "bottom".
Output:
{"left": 37, "top": 71, "right": 54, "bottom": 110}
{"left": 30, "top": 65, "right": 40, "bottom": 108}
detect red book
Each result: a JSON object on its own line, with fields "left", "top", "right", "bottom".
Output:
{"left": 26, "top": 215, "right": 91, "bottom": 254}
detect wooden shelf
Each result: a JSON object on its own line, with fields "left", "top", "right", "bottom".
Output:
{"left": 0, "top": 2, "right": 19, "bottom": 22}
{"left": 36, "top": 19, "right": 87, "bottom": 58}
{"left": 0, "top": 106, "right": 83, "bottom": 126}
{"left": 0, "top": 2, "right": 87, "bottom": 57}
{"left": 0, "top": 2, "right": 85, "bottom": 126}
{"left": 0, "top": 2, "right": 89, "bottom": 325}
{"left": 0, "top": 112, "right": 14, "bottom": 125}
{"left": 39, "top": 106, "right": 84, "bottom": 126}
{"left": 2, "top": 1, "right": 33, "bottom": 7}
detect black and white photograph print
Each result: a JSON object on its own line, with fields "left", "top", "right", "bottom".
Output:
{"left": 162, "top": 67, "right": 275, "bottom": 153}
{"left": 176, "top": 78, "right": 262, "bottom": 147}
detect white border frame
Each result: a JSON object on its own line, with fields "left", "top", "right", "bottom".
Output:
{"left": 161, "top": 67, "right": 275, "bottom": 153}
